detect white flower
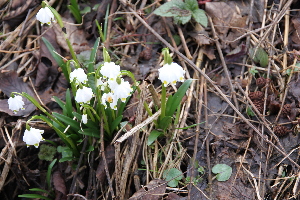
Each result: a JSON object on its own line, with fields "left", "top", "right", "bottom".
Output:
{"left": 100, "top": 62, "right": 120, "bottom": 80}
{"left": 36, "top": 7, "right": 55, "bottom": 25}
{"left": 102, "top": 92, "right": 118, "bottom": 110}
{"left": 158, "top": 62, "right": 185, "bottom": 86}
{"left": 110, "top": 79, "right": 133, "bottom": 102}
{"left": 70, "top": 68, "right": 87, "bottom": 84}
{"left": 8, "top": 95, "right": 25, "bottom": 114}
{"left": 23, "top": 127, "right": 44, "bottom": 148}
{"left": 82, "top": 114, "right": 88, "bottom": 124}
{"left": 75, "top": 86, "right": 93, "bottom": 104}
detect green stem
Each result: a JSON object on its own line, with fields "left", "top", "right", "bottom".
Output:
{"left": 65, "top": 37, "right": 80, "bottom": 64}
{"left": 160, "top": 85, "right": 166, "bottom": 120}
{"left": 100, "top": 105, "right": 110, "bottom": 134}
{"left": 18, "top": 92, "right": 66, "bottom": 129}
{"left": 28, "top": 115, "right": 79, "bottom": 157}
{"left": 82, "top": 105, "right": 101, "bottom": 121}
{"left": 144, "top": 102, "right": 152, "bottom": 116}
{"left": 96, "top": 89, "right": 110, "bottom": 133}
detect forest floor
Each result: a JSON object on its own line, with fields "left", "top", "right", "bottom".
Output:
{"left": 1, "top": 0, "right": 300, "bottom": 199}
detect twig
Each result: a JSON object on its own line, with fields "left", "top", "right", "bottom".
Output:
{"left": 208, "top": 16, "right": 239, "bottom": 111}
{"left": 115, "top": 109, "right": 161, "bottom": 143}
{"left": 68, "top": 138, "right": 88, "bottom": 200}
{"left": 100, "top": 120, "right": 115, "bottom": 198}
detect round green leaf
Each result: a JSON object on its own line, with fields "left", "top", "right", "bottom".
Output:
{"left": 212, "top": 164, "right": 232, "bottom": 181}
{"left": 163, "top": 168, "right": 183, "bottom": 187}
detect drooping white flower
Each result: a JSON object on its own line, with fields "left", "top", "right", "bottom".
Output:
{"left": 70, "top": 68, "right": 87, "bottom": 84}
{"left": 23, "top": 127, "right": 44, "bottom": 148}
{"left": 100, "top": 62, "right": 120, "bottom": 80}
{"left": 82, "top": 114, "right": 88, "bottom": 124}
{"left": 75, "top": 86, "right": 93, "bottom": 104}
{"left": 36, "top": 7, "right": 55, "bottom": 25}
{"left": 102, "top": 92, "right": 118, "bottom": 110}
{"left": 8, "top": 95, "right": 25, "bottom": 114}
{"left": 158, "top": 62, "right": 185, "bottom": 87}
{"left": 110, "top": 80, "right": 133, "bottom": 102}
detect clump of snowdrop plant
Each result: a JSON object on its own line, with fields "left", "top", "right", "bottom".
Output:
{"left": 147, "top": 48, "right": 192, "bottom": 145}
{"left": 7, "top": 2, "right": 137, "bottom": 162}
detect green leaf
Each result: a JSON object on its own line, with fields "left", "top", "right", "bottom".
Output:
{"left": 165, "top": 79, "right": 192, "bottom": 117}
{"left": 80, "top": 6, "right": 91, "bottom": 14}
{"left": 68, "top": 5, "right": 82, "bottom": 24}
{"left": 212, "top": 164, "right": 232, "bottom": 181}
{"left": 42, "top": 37, "right": 69, "bottom": 81}
{"left": 147, "top": 130, "right": 163, "bottom": 146}
{"left": 153, "top": 0, "right": 186, "bottom": 17}
{"left": 29, "top": 188, "right": 51, "bottom": 195}
{"left": 184, "top": 0, "right": 199, "bottom": 11}
{"left": 249, "top": 67, "right": 258, "bottom": 76}
{"left": 65, "top": 89, "right": 73, "bottom": 117}
{"left": 88, "top": 37, "right": 100, "bottom": 73}
{"left": 18, "top": 194, "right": 52, "bottom": 200}
{"left": 174, "top": 14, "right": 192, "bottom": 25}
{"left": 47, "top": 159, "right": 57, "bottom": 189}
{"left": 111, "top": 115, "right": 123, "bottom": 133}
{"left": 57, "top": 146, "right": 73, "bottom": 162}
{"left": 163, "top": 168, "right": 183, "bottom": 187}
{"left": 249, "top": 47, "right": 269, "bottom": 68}
{"left": 158, "top": 116, "right": 172, "bottom": 130}
{"left": 192, "top": 9, "right": 208, "bottom": 27}
{"left": 246, "top": 106, "right": 255, "bottom": 117}
{"left": 52, "top": 112, "right": 80, "bottom": 132}
{"left": 175, "top": 121, "right": 205, "bottom": 129}
{"left": 103, "top": 47, "right": 111, "bottom": 63}
{"left": 59, "top": 157, "right": 74, "bottom": 162}
{"left": 78, "top": 128, "right": 100, "bottom": 138}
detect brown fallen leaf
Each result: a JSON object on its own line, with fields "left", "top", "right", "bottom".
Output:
{"left": 0, "top": 71, "right": 36, "bottom": 117}
{"left": 128, "top": 179, "right": 167, "bottom": 200}
{"left": 53, "top": 170, "right": 67, "bottom": 200}
{"left": 35, "top": 26, "right": 61, "bottom": 90}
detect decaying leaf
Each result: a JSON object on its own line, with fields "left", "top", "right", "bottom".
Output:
{"left": 53, "top": 170, "right": 67, "bottom": 200}
{"left": 129, "top": 179, "right": 167, "bottom": 200}
{"left": 0, "top": 71, "right": 36, "bottom": 117}
{"left": 35, "top": 26, "right": 61, "bottom": 89}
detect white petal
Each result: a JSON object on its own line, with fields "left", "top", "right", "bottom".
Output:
{"left": 82, "top": 114, "right": 88, "bottom": 124}
{"left": 8, "top": 95, "right": 25, "bottom": 114}
{"left": 36, "top": 7, "right": 55, "bottom": 25}
{"left": 75, "top": 87, "right": 93, "bottom": 104}
{"left": 70, "top": 68, "right": 87, "bottom": 84}
{"left": 23, "top": 127, "right": 44, "bottom": 147}
{"left": 100, "top": 62, "right": 120, "bottom": 80}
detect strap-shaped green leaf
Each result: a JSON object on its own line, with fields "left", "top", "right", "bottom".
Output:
{"left": 165, "top": 79, "right": 192, "bottom": 117}
{"left": 78, "top": 128, "right": 100, "bottom": 138}
{"left": 53, "top": 112, "right": 80, "bottom": 132}
{"left": 158, "top": 116, "right": 172, "bottom": 130}
{"left": 41, "top": 37, "right": 69, "bottom": 81}
{"left": 88, "top": 37, "right": 100, "bottom": 73}
{"left": 65, "top": 89, "right": 73, "bottom": 117}
{"left": 147, "top": 130, "right": 163, "bottom": 146}
{"left": 18, "top": 194, "right": 52, "bottom": 200}
{"left": 111, "top": 115, "right": 123, "bottom": 133}
{"left": 68, "top": 5, "right": 82, "bottom": 24}
{"left": 47, "top": 159, "right": 57, "bottom": 190}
